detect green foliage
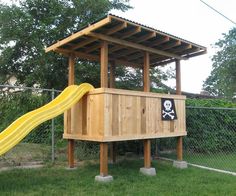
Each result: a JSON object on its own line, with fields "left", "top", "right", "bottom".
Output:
{"left": 0, "top": 0, "right": 132, "bottom": 89}
{"left": 186, "top": 98, "right": 236, "bottom": 107}
{"left": 203, "top": 27, "right": 236, "bottom": 98}
{"left": 0, "top": 90, "right": 63, "bottom": 144}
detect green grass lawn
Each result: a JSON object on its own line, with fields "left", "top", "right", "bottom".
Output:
{"left": 160, "top": 151, "right": 236, "bottom": 172}
{"left": 0, "top": 160, "right": 235, "bottom": 196}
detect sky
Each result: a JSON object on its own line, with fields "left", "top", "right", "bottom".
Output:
{"left": 112, "top": 0, "right": 236, "bottom": 93}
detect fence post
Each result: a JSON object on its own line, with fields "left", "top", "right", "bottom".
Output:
{"left": 51, "top": 89, "right": 55, "bottom": 163}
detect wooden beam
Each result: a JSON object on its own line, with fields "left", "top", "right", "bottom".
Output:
{"left": 161, "top": 40, "right": 181, "bottom": 50}
{"left": 68, "top": 139, "right": 75, "bottom": 168}
{"left": 66, "top": 22, "right": 127, "bottom": 52}
{"left": 176, "top": 59, "right": 181, "bottom": 95}
{"left": 184, "top": 50, "right": 207, "bottom": 58}
{"left": 87, "top": 32, "right": 185, "bottom": 60}
{"left": 70, "top": 37, "right": 98, "bottom": 50}
{"left": 175, "top": 59, "right": 183, "bottom": 161}
{"left": 120, "top": 26, "right": 141, "bottom": 39}
{"left": 143, "top": 51, "right": 150, "bottom": 92}
{"left": 104, "top": 22, "right": 127, "bottom": 35}
{"left": 68, "top": 55, "right": 75, "bottom": 168}
{"left": 100, "top": 41, "right": 108, "bottom": 88}
{"left": 151, "top": 58, "right": 175, "bottom": 67}
{"left": 136, "top": 32, "right": 156, "bottom": 43}
{"left": 148, "top": 36, "right": 170, "bottom": 47}
{"left": 55, "top": 48, "right": 141, "bottom": 67}
{"left": 55, "top": 48, "right": 98, "bottom": 61}
{"left": 100, "top": 143, "right": 108, "bottom": 176}
{"left": 45, "top": 16, "right": 111, "bottom": 52}
{"left": 177, "top": 136, "right": 183, "bottom": 161}
{"left": 68, "top": 55, "right": 75, "bottom": 85}
{"left": 169, "top": 44, "right": 192, "bottom": 53}
{"left": 144, "top": 139, "right": 151, "bottom": 168}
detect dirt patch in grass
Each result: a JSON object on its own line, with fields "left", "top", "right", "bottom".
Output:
{"left": 0, "top": 143, "right": 51, "bottom": 167}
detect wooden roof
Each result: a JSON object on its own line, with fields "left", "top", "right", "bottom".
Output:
{"left": 45, "top": 14, "right": 207, "bottom": 67}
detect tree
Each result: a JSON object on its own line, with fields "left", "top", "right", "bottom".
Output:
{"left": 203, "top": 28, "right": 236, "bottom": 98}
{"left": 0, "top": 0, "right": 132, "bottom": 89}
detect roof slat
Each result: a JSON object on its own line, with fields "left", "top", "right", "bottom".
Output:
{"left": 87, "top": 32, "right": 185, "bottom": 60}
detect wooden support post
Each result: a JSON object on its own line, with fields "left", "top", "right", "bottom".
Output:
{"left": 144, "top": 139, "right": 151, "bottom": 168}
{"left": 177, "top": 136, "right": 183, "bottom": 161}
{"left": 109, "top": 61, "right": 117, "bottom": 163}
{"left": 100, "top": 143, "right": 108, "bottom": 176}
{"left": 176, "top": 59, "right": 183, "bottom": 161}
{"left": 68, "top": 55, "right": 75, "bottom": 168}
{"left": 176, "top": 59, "right": 181, "bottom": 95}
{"left": 100, "top": 41, "right": 108, "bottom": 88}
{"left": 143, "top": 52, "right": 151, "bottom": 168}
{"left": 68, "top": 139, "right": 75, "bottom": 168}
{"left": 143, "top": 51, "right": 150, "bottom": 92}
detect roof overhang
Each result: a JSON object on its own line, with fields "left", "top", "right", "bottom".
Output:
{"left": 45, "top": 14, "right": 207, "bottom": 67}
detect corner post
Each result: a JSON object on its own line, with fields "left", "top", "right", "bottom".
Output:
{"left": 67, "top": 54, "right": 75, "bottom": 168}
{"left": 109, "top": 61, "right": 117, "bottom": 164}
{"left": 174, "top": 59, "right": 187, "bottom": 169}
{"left": 140, "top": 52, "right": 156, "bottom": 176}
{"left": 100, "top": 41, "right": 108, "bottom": 88}
{"left": 100, "top": 143, "right": 108, "bottom": 176}
{"left": 95, "top": 41, "right": 113, "bottom": 182}
{"left": 176, "top": 59, "right": 182, "bottom": 161}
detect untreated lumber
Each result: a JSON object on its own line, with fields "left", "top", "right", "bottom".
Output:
{"left": 104, "top": 21, "right": 127, "bottom": 35}
{"left": 120, "top": 26, "right": 141, "bottom": 39}
{"left": 45, "top": 16, "right": 111, "bottom": 52}
{"left": 100, "top": 41, "right": 108, "bottom": 88}
{"left": 161, "top": 40, "right": 181, "bottom": 50}
{"left": 87, "top": 32, "right": 185, "bottom": 60}
{"left": 54, "top": 48, "right": 141, "bottom": 67}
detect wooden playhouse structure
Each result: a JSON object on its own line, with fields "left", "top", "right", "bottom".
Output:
{"left": 45, "top": 14, "right": 206, "bottom": 178}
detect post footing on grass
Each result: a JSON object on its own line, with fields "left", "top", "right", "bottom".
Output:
{"left": 173, "top": 161, "right": 188, "bottom": 169}
{"left": 95, "top": 175, "right": 113, "bottom": 182}
{"left": 140, "top": 167, "right": 156, "bottom": 176}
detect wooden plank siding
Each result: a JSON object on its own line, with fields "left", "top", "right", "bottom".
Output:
{"left": 63, "top": 88, "right": 186, "bottom": 142}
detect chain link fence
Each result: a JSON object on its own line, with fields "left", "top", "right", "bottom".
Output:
{"left": 0, "top": 85, "right": 100, "bottom": 167}
{"left": 1, "top": 86, "right": 236, "bottom": 174}
{"left": 0, "top": 85, "right": 62, "bottom": 167}
{"left": 158, "top": 106, "right": 236, "bottom": 174}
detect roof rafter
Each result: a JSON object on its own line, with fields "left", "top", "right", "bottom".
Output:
{"left": 45, "top": 16, "right": 111, "bottom": 53}
{"left": 87, "top": 32, "right": 185, "bottom": 60}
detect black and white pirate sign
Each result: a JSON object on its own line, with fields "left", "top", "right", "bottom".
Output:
{"left": 161, "top": 98, "right": 177, "bottom": 120}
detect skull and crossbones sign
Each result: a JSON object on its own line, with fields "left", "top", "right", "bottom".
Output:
{"left": 162, "top": 100, "right": 175, "bottom": 120}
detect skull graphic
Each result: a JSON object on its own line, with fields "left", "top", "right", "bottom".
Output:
{"left": 163, "top": 100, "right": 172, "bottom": 111}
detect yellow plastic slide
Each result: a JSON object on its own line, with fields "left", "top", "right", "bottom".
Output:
{"left": 0, "top": 83, "right": 94, "bottom": 156}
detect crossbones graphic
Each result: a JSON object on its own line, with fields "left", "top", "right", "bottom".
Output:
{"left": 162, "top": 109, "right": 175, "bottom": 119}
{"left": 162, "top": 100, "right": 175, "bottom": 119}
